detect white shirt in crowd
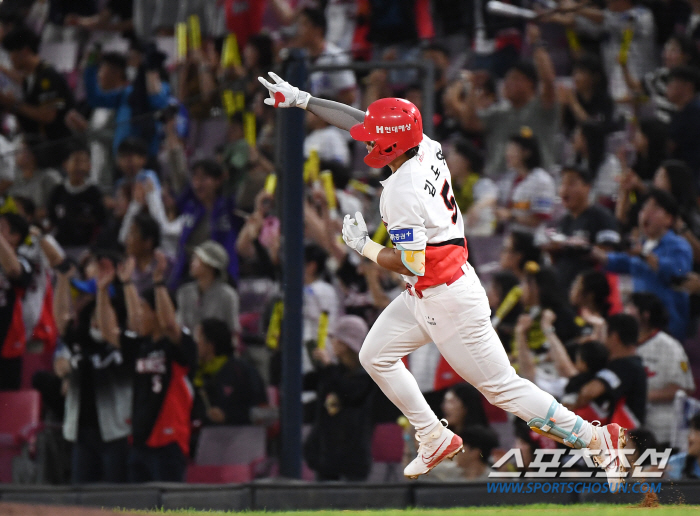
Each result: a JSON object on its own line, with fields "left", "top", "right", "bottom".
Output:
{"left": 637, "top": 331, "right": 695, "bottom": 443}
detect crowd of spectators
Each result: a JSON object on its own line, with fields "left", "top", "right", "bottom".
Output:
{"left": 3, "top": 0, "right": 700, "bottom": 484}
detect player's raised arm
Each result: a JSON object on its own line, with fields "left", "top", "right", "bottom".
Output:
{"left": 258, "top": 71, "right": 364, "bottom": 131}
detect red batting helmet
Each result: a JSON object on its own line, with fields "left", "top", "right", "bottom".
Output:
{"left": 350, "top": 98, "right": 423, "bottom": 168}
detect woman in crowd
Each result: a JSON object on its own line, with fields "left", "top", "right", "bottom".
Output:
{"left": 496, "top": 129, "right": 556, "bottom": 232}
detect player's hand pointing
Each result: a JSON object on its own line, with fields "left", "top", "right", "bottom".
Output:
{"left": 258, "top": 71, "right": 311, "bottom": 109}
{"left": 342, "top": 212, "right": 370, "bottom": 255}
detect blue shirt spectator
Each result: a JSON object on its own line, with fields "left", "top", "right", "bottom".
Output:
{"left": 598, "top": 190, "right": 692, "bottom": 340}
{"left": 84, "top": 57, "right": 170, "bottom": 157}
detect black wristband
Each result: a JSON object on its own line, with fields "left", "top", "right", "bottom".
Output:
{"left": 121, "top": 280, "right": 133, "bottom": 286}
{"left": 153, "top": 280, "right": 167, "bottom": 288}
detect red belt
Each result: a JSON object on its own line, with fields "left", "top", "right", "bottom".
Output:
{"left": 406, "top": 266, "right": 466, "bottom": 300}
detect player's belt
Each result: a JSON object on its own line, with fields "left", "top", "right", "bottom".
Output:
{"left": 406, "top": 266, "right": 465, "bottom": 299}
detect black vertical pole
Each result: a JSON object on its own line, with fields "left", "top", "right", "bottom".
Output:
{"left": 279, "top": 51, "right": 306, "bottom": 479}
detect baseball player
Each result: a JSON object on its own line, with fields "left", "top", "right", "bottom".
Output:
{"left": 259, "top": 72, "right": 626, "bottom": 488}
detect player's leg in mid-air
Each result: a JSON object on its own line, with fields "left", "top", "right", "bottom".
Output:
{"left": 416, "top": 266, "right": 625, "bottom": 488}
{"left": 359, "top": 291, "right": 465, "bottom": 479}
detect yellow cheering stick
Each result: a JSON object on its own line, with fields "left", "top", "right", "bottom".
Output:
{"left": 264, "top": 174, "right": 277, "bottom": 195}
{"left": 222, "top": 90, "right": 236, "bottom": 116}
{"left": 188, "top": 15, "right": 202, "bottom": 51}
{"left": 317, "top": 312, "right": 329, "bottom": 350}
{"left": 618, "top": 26, "right": 634, "bottom": 67}
{"left": 234, "top": 91, "right": 245, "bottom": 112}
{"left": 266, "top": 301, "right": 284, "bottom": 350}
{"left": 492, "top": 285, "right": 523, "bottom": 329}
{"left": 303, "top": 150, "right": 320, "bottom": 184}
{"left": 176, "top": 22, "right": 187, "bottom": 62}
{"left": 243, "top": 112, "right": 256, "bottom": 147}
{"left": 565, "top": 29, "right": 581, "bottom": 54}
{"left": 221, "top": 33, "right": 242, "bottom": 68}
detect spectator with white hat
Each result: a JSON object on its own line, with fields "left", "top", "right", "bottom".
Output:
{"left": 176, "top": 240, "right": 241, "bottom": 338}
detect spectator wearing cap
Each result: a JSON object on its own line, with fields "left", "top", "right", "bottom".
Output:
{"left": 546, "top": 166, "right": 620, "bottom": 291}
{"left": 427, "top": 425, "right": 500, "bottom": 481}
{"left": 171, "top": 159, "right": 241, "bottom": 289}
{"left": 495, "top": 130, "right": 556, "bottom": 232}
{"left": 666, "top": 65, "right": 700, "bottom": 180}
{"left": 176, "top": 240, "right": 241, "bottom": 338}
{"left": 593, "top": 189, "right": 693, "bottom": 340}
{"left": 446, "top": 138, "right": 497, "bottom": 236}
{"left": 456, "top": 25, "right": 558, "bottom": 176}
{"left": 303, "top": 315, "right": 375, "bottom": 481}
{"left": 191, "top": 318, "right": 266, "bottom": 428}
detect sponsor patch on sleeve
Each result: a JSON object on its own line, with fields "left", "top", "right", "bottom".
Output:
{"left": 389, "top": 228, "right": 414, "bottom": 243}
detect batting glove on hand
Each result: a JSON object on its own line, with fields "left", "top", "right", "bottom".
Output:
{"left": 342, "top": 212, "right": 370, "bottom": 255}
{"left": 258, "top": 71, "right": 311, "bottom": 109}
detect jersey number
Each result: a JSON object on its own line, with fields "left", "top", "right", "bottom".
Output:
{"left": 441, "top": 181, "right": 458, "bottom": 224}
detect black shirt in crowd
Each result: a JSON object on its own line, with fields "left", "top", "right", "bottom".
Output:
{"left": 193, "top": 356, "right": 267, "bottom": 427}
{"left": 595, "top": 355, "right": 648, "bottom": 425}
{"left": 21, "top": 61, "right": 75, "bottom": 165}
{"left": 48, "top": 182, "right": 106, "bottom": 247}
{"left": 669, "top": 97, "right": 700, "bottom": 180}
{"left": 120, "top": 329, "right": 197, "bottom": 455}
{"left": 554, "top": 204, "right": 620, "bottom": 289}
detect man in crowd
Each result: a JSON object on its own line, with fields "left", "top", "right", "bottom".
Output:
{"left": 296, "top": 8, "right": 356, "bottom": 105}
{"left": 0, "top": 213, "right": 31, "bottom": 390}
{"left": 124, "top": 212, "right": 164, "bottom": 294}
{"left": 666, "top": 65, "right": 700, "bottom": 179}
{"left": 176, "top": 240, "right": 240, "bottom": 336}
{"left": 546, "top": 166, "right": 620, "bottom": 290}
{"left": 96, "top": 253, "right": 197, "bottom": 482}
{"left": 593, "top": 189, "right": 693, "bottom": 340}
{"left": 628, "top": 293, "right": 695, "bottom": 445}
{"left": 568, "top": 314, "right": 647, "bottom": 428}
{"left": 47, "top": 140, "right": 106, "bottom": 259}
{"left": 0, "top": 25, "right": 74, "bottom": 167}
{"left": 457, "top": 25, "right": 558, "bottom": 175}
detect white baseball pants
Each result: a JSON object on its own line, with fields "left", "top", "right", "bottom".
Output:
{"left": 359, "top": 264, "right": 594, "bottom": 445}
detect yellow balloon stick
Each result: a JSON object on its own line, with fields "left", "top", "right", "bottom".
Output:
{"left": 317, "top": 312, "right": 329, "bottom": 350}
{"left": 243, "top": 111, "right": 256, "bottom": 148}
{"left": 188, "top": 15, "right": 202, "bottom": 51}
{"left": 264, "top": 174, "right": 277, "bottom": 195}
{"left": 303, "top": 150, "right": 320, "bottom": 183}
{"left": 222, "top": 33, "right": 242, "bottom": 68}
{"left": 222, "top": 90, "right": 236, "bottom": 116}
{"left": 319, "top": 170, "right": 337, "bottom": 210}
{"left": 176, "top": 22, "right": 187, "bottom": 61}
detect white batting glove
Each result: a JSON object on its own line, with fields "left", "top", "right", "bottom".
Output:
{"left": 342, "top": 212, "right": 369, "bottom": 255}
{"left": 258, "top": 71, "right": 311, "bottom": 109}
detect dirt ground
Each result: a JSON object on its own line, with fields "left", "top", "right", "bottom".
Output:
{"left": 0, "top": 503, "right": 141, "bottom": 515}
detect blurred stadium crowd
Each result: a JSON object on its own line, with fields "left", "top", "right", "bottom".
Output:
{"left": 2, "top": 0, "right": 700, "bottom": 486}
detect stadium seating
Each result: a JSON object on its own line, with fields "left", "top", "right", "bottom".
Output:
{"left": 0, "top": 390, "right": 42, "bottom": 483}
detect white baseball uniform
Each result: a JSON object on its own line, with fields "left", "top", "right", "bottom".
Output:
{"left": 360, "top": 134, "right": 595, "bottom": 444}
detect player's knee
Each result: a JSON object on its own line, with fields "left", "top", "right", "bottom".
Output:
{"left": 358, "top": 345, "right": 375, "bottom": 371}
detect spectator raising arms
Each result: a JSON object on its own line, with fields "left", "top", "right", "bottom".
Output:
{"left": 96, "top": 252, "right": 197, "bottom": 482}
{"left": 0, "top": 213, "right": 32, "bottom": 390}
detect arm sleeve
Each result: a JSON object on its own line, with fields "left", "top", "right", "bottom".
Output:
{"left": 654, "top": 241, "right": 693, "bottom": 284}
{"left": 306, "top": 97, "right": 365, "bottom": 132}
{"left": 148, "top": 82, "right": 171, "bottom": 110}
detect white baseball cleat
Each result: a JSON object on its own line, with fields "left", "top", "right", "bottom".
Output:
{"left": 590, "top": 422, "right": 627, "bottom": 492}
{"left": 404, "top": 419, "right": 464, "bottom": 480}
